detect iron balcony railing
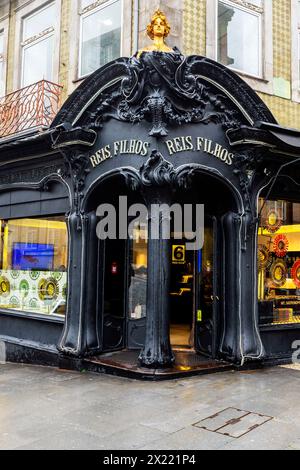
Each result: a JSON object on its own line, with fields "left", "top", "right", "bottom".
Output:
{"left": 0, "top": 80, "right": 63, "bottom": 138}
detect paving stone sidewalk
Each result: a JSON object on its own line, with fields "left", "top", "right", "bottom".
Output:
{"left": 0, "top": 362, "right": 300, "bottom": 450}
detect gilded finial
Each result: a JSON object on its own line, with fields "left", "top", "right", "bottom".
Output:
{"left": 138, "top": 9, "right": 173, "bottom": 56}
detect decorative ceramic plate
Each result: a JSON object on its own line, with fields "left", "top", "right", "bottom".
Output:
{"left": 44, "top": 279, "right": 59, "bottom": 300}
{"left": 273, "top": 234, "right": 289, "bottom": 258}
{"left": 258, "top": 244, "right": 271, "bottom": 269}
{"left": 291, "top": 260, "right": 300, "bottom": 288}
{"left": 265, "top": 209, "right": 282, "bottom": 233}
{"left": 0, "top": 276, "right": 10, "bottom": 297}
{"left": 270, "top": 260, "right": 287, "bottom": 287}
{"left": 38, "top": 278, "right": 47, "bottom": 300}
{"left": 19, "top": 279, "right": 30, "bottom": 297}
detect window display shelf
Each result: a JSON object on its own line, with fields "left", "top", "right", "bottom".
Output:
{"left": 260, "top": 322, "right": 300, "bottom": 331}
{"left": 0, "top": 307, "right": 65, "bottom": 323}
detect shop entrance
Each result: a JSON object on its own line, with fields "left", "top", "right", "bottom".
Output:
{"left": 170, "top": 240, "right": 194, "bottom": 349}
{"left": 100, "top": 218, "right": 219, "bottom": 357}
{"left": 101, "top": 225, "right": 148, "bottom": 352}
{"left": 170, "top": 218, "right": 218, "bottom": 356}
{"left": 94, "top": 172, "right": 232, "bottom": 362}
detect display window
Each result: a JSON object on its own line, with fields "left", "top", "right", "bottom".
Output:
{"left": 258, "top": 199, "right": 300, "bottom": 325}
{"left": 0, "top": 217, "right": 68, "bottom": 317}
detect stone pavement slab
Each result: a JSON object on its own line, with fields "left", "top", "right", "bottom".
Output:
{"left": 1, "top": 363, "right": 300, "bottom": 450}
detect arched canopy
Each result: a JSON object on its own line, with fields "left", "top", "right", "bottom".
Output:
{"left": 52, "top": 52, "right": 276, "bottom": 134}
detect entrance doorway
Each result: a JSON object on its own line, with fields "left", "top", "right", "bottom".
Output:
{"left": 100, "top": 221, "right": 218, "bottom": 356}
{"left": 169, "top": 218, "right": 217, "bottom": 355}
{"left": 170, "top": 241, "right": 194, "bottom": 349}
{"left": 90, "top": 169, "right": 238, "bottom": 373}
{"left": 101, "top": 225, "right": 148, "bottom": 352}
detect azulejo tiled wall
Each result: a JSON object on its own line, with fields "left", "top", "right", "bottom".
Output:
{"left": 181, "top": 0, "right": 300, "bottom": 130}
{"left": 182, "top": 0, "right": 206, "bottom": 57}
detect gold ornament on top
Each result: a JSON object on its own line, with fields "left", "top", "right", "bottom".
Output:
{"left": 138, "top": 9, "right": 173, "bottom": 56}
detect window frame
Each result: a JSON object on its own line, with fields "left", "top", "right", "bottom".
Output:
{"left": 291, "top": 0, "right": 300, "bottom": 102}
{"left": 216, "top": 0, "right": 263, "bottom": 78}
{"left": 257, "top": 197, "right": 300, "bottom": 329}
{"left": 0, "top": 214, "right": 68, "bottom": 322}
{"left": 206, "top": 0, "right": 274, "bottom": 95}
{"left": 78, "top": 0, "right": 124, "bottom": 81}
{"left": 21, "top": 31, "right": 55, "bottom": 88}
{"left": 13, "top": 0, "right": 62, "bottom": 91}
{"left": 68, "top": 0, "right": 132, "bottom": 94}
{"left": 0, "top": 14, "right": 9, "bottom": 97}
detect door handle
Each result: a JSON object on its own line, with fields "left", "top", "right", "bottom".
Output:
{"left": 211, "top": 295, "right": 220, "bottom": 301}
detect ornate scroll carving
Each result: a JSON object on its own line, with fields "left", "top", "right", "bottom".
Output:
{"left": 83, "top": 52, "right": 241, "bottom": 137}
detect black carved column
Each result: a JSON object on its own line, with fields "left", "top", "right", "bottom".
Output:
{"left": 220, "top": 211, "right": 265, "bottom": 364}
{"left": 138, "top": 151, "right": 175, "bottom": 368}
{"left": 239, "top": 211, "right": 265, "bottom": 361}
{"left": 220, "top": 211, "right": 242, "bottom": 362}
{"left": 84, "top": 211, "right": 101, "bottom": 353}
{"left": 58, "top": 211, "right": 86, "bottom": 356}
{"left": 58, "top": 210, "right": 101, "bottom": 356}
{"left": 57, "top": 150, "right": 101, "bottom": 357}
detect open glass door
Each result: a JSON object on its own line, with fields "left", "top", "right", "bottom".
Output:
{"left": 195, "top": 217, "right": 219, "bottom": 358}
{"left": 170, "top": 240, "right": 194, "bottom": 349}
{"left": 127, "top": 225, "right": 147, "bottom": 349}
{"left": 102, "top": 239, "right": 127, "bottom": 351}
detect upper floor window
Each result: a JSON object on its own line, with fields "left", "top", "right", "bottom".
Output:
{"left": 21, "top": 2, "right": 56, "bottom": 87}
{"left": 79, "top": 0, "right": 122, "bottom": 78}
{"left": 0, "top": 32, "right": 5, "bottom": 96}
{"left": 217, "top": 0, "right": 263, "bottom": 77}
{"left": 206, "top": 0, "right": 273, "bottom": 94}
{"left": 292, "top": 0, "right": 300, "bottom": 101}
{"left": 298, "top": 1, "right": 300, "bottom": 86}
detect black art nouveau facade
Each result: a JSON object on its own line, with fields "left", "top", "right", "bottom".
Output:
{"left": 1, "top": 51, "right": 300, "bottom": 378}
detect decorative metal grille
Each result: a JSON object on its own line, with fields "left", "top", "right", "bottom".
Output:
{"left": 0, "top": 80, "right": 63, "bottom": 138}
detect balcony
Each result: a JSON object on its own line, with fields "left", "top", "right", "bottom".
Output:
{"left": 0, "top": 80, "right": 63, "bottom": 139}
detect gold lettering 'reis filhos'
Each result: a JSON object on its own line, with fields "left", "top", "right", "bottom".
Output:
{"left": 90, "top": 139, "right": 151, "bottom": 168}
{"left": 165, "top": 136, "right": 234, "bottom": 166}
{"left": 90, "top": 136, "right": 235, "bottom": 169}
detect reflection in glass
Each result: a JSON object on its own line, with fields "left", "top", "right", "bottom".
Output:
{"left": 23, "top": 3, "right": 56, "bottom": 41}
{"left": 0, "top": 61, "right": 3, "bottom": 98}
{"left": 128, "top": 226, "right": 148, "bottom": 320}
{"left": 218, "top": 1, "right": 261, "bottom": 76}
{"left": 0, "top": 32, "right": 4, "bottom": 56}
{"left": 80, "top": 0, "right": 121, "bottom": 76}
{"left": 200, "top": 227, "right": 214, "bottom": 315}
{"left": 22, "top": 36, "right": 54, "bottom": 86}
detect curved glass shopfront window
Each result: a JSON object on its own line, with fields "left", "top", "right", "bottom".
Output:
{"left": 258, "top": 199, "right": 300, "bottom": 326}
{"left": 0, "top": 217, "right": 68, "bottom": 317}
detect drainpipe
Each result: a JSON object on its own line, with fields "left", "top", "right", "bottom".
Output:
{"left": 132, "top": 0, "right": 139, "bottom": 55}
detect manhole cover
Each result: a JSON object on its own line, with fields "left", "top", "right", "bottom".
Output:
{"left": 193, "top": 407, "right": 273, "bottom": 438}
